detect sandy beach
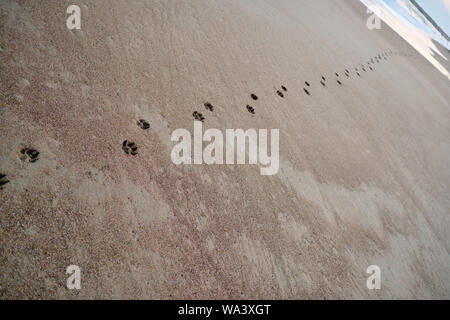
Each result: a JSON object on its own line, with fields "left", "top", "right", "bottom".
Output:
{"left": 1, "top": 0, "right": 449, "bottom": 299}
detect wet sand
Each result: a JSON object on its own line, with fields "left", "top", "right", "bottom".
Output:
{"left": 0, "top": 0, "right": 449, "bottom": 299}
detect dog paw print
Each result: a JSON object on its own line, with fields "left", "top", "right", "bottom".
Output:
{"left": 19, "top": 148, "right": 40, "bottom": 163}
{"left": 322, "top": 76, "right": 326, "bottom": 81}
{"left": 193, "top": 111, "right": 205, "bottom": 122}
{"left": 303, "top": 88, "right": 310, "bottom": 95}
{"left": 122, "top": 140, "right": 138, "bottom": 156}
{"left": 276, "top": 90, "right": 284, "bottom": 98}
{"left": 320, "top": 80, "right": 326, "bottom": 87}
{"left": 250, "top": 94, "right": 258, "bottom": 101}
{"left": 137, "top": 119, "right": 150, "bottom": 130}
{"left": 204, "top": 102, "right": 214, "bottom": 112}
{"left": 335, "top": 73, "right": 340, "bottom": 77}
{"left": 281, "top": 85, "right": 288, "bottom": 92}
{"left": 305, "top": 82, "right": 310, "bottom": 87}
{"left": 0, "top": 174, "right": 9, "bottom": 190}
{"left": 246, "top": 105, "right": 255, "bottom": 114}
{"left": 337, "top": 80, "right": 342, "bottom": 85}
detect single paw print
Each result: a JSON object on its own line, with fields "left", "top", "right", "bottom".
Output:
{"left": 246, "top": 105, "right": 255, "bottom": 114}
{"left": 337, "top": 80, "right": 342, "bottom": 85}
{"left": 321, "top": 76, "right": 326, "bottom": 82}
{"left": 320, "top": 80, "right": 326, "bottom": 87}
{"left": 122, "top": 140, "right": 138, "bottom": 156}
{"left": 305, "top": 81, "right": 310, "bottom": 87}
{"left": 276, "top": 90, "right": 284, "bottom": 98}
{"left": 193, "top": 111, "right": 205, "bottom": 122}
{"left": 250, "top": 94, "right": 258, "bottom": 101}
{"left": 304, "top": 88, "right": 310, "bottom": 95}
{"left": 0, "top": 174, "right": 9, "bottom": 190}
{"left": 281, "top": 85, "right": 288, "bottom": 92}
{"left": 137, "top": 119, "right": 150, "bottom": 130}
{"left": 19, "top": 148, "right": 39, "bottom": 163}
{"left": 204, "top": 102, "right": 214, "bottom": 112}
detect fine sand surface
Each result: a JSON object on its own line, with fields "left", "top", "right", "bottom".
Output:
{"left": 1, "top": 0, "right": 449, "bottom": 299}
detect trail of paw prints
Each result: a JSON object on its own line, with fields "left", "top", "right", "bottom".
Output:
{"left": 190, "top": 103, "right": 213, "bottom": 123}
{"left": 0, "top": 174, "right": 10, "bottom": 190}
{"left": 204, "top": 102, "right": 214, "bottom": 112}
{"left": 122, "top": 140, "right": 138, "bottom": 156}
{"left": 193, "top": 49, "right": 406, "bottom": 123}
{"left": 361, "top": 62, "right": 371, "bottom": 72}
{"left": 276, "top": 88, "right": 285, "bottom": 98}
{"left": 301, "top": 81, "right": 311, "bottom": 95}
{"left": 137, "top": 119, "right": 150, "bottom": 130}
{"left": 335, "top": 72, "right": 343, "bottom": 85}
{"left": 246, "top": 91, "right": 263, "bottom": 115}
{"left": 246, "top": 105, "right": 255, "bottom": 114}
{"left": 275, "top": 85, "right": 288, "bottom": 98}
{"left": 18, "top": 148, "right": 40, "bottom": 163}
{"left": 331, "top": 50, "right": 413, "bottom": 87}
{"left": 193, "top": 111, "right": 205, "bottom": 122}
